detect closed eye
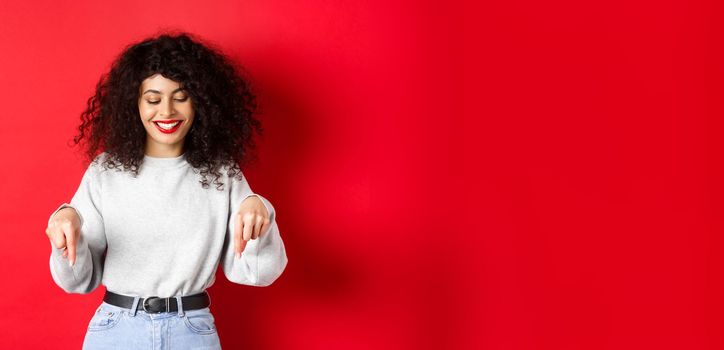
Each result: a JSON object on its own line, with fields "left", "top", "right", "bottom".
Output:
{"left": 146, "top": 97, "right": 188, "bottom": 104}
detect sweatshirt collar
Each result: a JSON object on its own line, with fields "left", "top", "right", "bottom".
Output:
{"left": 142, "top": 152, "right": 188, "bottom": 168}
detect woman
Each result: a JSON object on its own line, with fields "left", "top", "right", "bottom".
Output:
{"left": 44, "top": 31, "right": 288, "bottom": 349}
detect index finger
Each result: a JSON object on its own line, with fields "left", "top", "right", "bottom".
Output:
{"left": 233, "top": 212, "right": 248, "bottom": 257}
{"left": 64, "top": 225, "right": 77, "bottom": 267}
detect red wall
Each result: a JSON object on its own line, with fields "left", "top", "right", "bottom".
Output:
{"left": 0, "top": 0, "right": 720, "bottom": 349}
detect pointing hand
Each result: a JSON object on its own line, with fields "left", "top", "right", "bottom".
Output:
{"left": 233, "top": 196, "right": 270, "bottom": 258}
{"left": 45, "top": 208, "right": 82, "bottom": 267}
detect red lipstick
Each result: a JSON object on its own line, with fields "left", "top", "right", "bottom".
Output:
{"left": 153, "top": 120, "right": 182, "bottom": 134}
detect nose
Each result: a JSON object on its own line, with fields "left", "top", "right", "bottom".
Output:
{"left": 159, "top": 99, "right": 176, "bottom": 117}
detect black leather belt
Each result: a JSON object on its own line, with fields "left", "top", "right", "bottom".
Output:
{"left": 103, "top": 290, "right": 211, "bottom": 314}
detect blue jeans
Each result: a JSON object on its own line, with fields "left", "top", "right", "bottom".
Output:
{"left": 82, "top": 294, "right": 221, "bottom": 349}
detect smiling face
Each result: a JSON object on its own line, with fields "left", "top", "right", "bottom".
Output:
{"left": 138, "top": 73, "right": 195, "bottom": 157}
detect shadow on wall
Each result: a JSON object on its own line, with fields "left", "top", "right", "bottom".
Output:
{"left": 208, "top": 45, "right": 362, "bottom": 350}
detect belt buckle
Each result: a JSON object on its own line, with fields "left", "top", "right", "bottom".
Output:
{"left": 142, "top": 296, "right": 169, "bottom": 313}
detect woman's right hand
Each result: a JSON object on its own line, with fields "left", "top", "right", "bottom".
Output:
{"left": 45, "top": 207, "right": 82, "bottom": 267}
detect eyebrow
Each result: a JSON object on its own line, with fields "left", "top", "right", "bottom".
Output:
{"left": 142, "top": 87, "right": 186, "bottom": 95}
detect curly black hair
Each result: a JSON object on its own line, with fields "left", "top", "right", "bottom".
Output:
{"left": 70, "top": 30, "right": 262, "bottom": 190}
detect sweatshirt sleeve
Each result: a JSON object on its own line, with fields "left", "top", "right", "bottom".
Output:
{"left": 221, "top": 171, "right": 288, "bottom": 287}
{"left": 48, "top": 163, "right": 107, "bottom": 294}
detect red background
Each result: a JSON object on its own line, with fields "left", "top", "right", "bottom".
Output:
{"left": 0, "top": 0, "right": 721, "bottom": 349}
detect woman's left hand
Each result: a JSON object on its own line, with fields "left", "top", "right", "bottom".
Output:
{"left": 234, "top": 196, "right": 270, "bottom": 258}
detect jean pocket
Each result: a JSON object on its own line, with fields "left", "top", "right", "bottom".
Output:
{"left": 182, "top": 307, "right": 217, "bottom": 335}
{"left": 87, "top": 303, "right": 124, "bottom": 332}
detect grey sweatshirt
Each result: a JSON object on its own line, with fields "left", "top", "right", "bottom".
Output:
{"left": 47, "top": 152, "right": 288, "bottom": 298}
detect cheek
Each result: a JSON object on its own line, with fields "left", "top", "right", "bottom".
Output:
{"left": 138, "top": 107, "right": 154, "bottom": 120}
{"left": 181, "top": 105, "right": 194, "bottom": 118}
{"left": 180, "top": 110, "right": 194, "bottom": 124}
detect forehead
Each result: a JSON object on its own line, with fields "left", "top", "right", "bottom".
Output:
{"left": 139, "top": 73, "right": 184, "bottom": 93}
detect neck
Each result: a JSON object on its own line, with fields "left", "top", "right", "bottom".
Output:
{"left": 144, "top": 140, "right": 185, "bottom": 158}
